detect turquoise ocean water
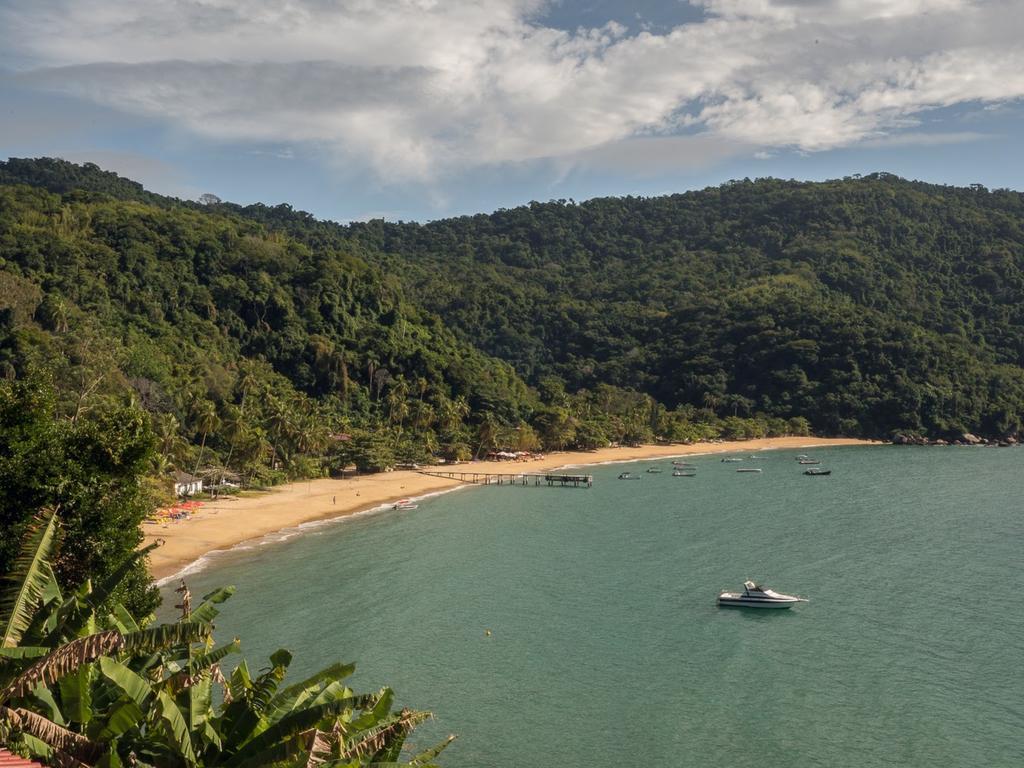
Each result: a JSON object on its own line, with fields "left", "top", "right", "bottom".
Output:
{"left": 162, "top": 446, "right": 1024, "bottom": 767}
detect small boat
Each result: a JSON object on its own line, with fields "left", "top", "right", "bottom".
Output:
{"left": 803, "top": 468, "right": 831, "bottom": 476}
{"left": 795, "top": 454, "right": 809, "bottom": 460}
{"left": 736, "top": 468, "right": 762, "bottom": 473}
{"left": 797, "top": 459, "right": 820, "bottom": 465}
{"left": 672, "top": 461, "right": 695, "bottom": 467}
{"left": 645, "top": 467, "right": 663, "bottom": 474}
{"left": 718, "top": 581, "right": 807, "bottom": 609}
{"left": 748, "top": 455, "right": 766, "bottom": 460}
{"left": 672, "top": 470, "right": 696, "bottom": 477}
{"left": 721, "top": 457, "right": 743, "bottom": 463}
{"left": 618, "top": 472, "right": 642, "bottom": 480}
{"left": 393, "top": 499, "right": 419, "bottom": 510}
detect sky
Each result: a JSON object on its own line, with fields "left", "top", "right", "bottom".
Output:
{"left": 1, "top": 0, "right": 1023, "bottom": 223}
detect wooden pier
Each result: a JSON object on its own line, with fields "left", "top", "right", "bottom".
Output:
{"left": 416, "top": 470, "right": 593, "bottom": 488}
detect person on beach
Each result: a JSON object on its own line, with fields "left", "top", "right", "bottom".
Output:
{"left": 332, "top": 495, "right": 336, "bottom": 504}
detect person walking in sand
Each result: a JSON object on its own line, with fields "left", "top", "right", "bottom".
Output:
{"left": 332, "top": 495, "right": 336, "bottom": 504}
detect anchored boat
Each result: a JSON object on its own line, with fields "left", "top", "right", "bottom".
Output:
{"left": 804, "top": 468, "right": 831, "bottom": 476}
{"left": 718, "top": 581, "right": 807, "bottom": 609}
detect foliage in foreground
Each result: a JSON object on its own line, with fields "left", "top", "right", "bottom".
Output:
{"left": 0, "top": 377, "right": 158, "bottom": 617}
{"left": 0, "top": 509, "right": 451, "bottom": 768}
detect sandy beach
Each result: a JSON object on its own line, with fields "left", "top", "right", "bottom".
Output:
{"left": 144, "top": 436, "right": 876, "bottom": 580}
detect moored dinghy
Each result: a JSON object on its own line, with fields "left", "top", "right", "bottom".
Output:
{"left": 718, "top": 581, "right": 807, "bottom": 608}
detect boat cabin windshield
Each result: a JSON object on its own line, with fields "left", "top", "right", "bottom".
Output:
{"left": 743, "top": 580, "right": 760, "bottom": 592}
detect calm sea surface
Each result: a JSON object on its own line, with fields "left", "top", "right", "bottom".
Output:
{"left": 162, "top": 446, "right": 1024, "bottom": 767}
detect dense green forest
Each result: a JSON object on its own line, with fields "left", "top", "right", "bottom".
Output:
{"left": 229, "top": 174, "right": 1024, "bottom": 439}
{"left": 3, "top": 156, "right": 1024, "bottom": 606}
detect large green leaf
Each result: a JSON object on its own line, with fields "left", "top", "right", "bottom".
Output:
{"left": 408, "top": 735, "right": 456, "bottom": 766}
{"left": 154, "top": 690, "right": 197, "bottom": 764}
{"left": 186, "top": 587, "right": 236, "bottom": 626}
{"left": 106, "top": 603, "right": 140, "bottom": 634}
{"left": 121, "top": 622, "right": 209, "bottom": 653}
{"left": 0, "top": 646, "right": 50, "bottom": 660}
{"left": 186, "top": 674, "right": 212, "bottom": 734}
{"left": 57, "top": 663, "right": 93, "bottom": 725}
{"left": 98, "top": 657, "right": 151, "bottom": 707}
{"left": 0, "top": 508, "right": 59, "bottom": 649}
{"left": 91, "top": 699, "right": 144, "bottom": 741}
{"left": 219, "top": 650, "right": 292, "bottom": 751}
{"left": 265, "top": 662, "right": 355, "bottom": 720}
{"left": 224, "top": 694, "right": 375, "bottom": 768}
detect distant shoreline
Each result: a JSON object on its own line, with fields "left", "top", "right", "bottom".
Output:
{"left": 144, "top": 436, "right": 878, "bottom": 583}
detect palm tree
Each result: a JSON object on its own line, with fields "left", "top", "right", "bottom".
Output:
{"left": 474, "top": 411, "right": 501, "bottom": 460}
{"left": 191, "top": 399, "right": 221, "bottom": 476}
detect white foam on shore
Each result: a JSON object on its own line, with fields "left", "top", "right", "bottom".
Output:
{"left": 155, "top": 484, "right": 470, "bottom": 587}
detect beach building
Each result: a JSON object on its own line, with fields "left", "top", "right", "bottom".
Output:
{"left": 1, "top": 749, "right": 45, "bottom": 768}
{"left": 173, "top": 471, "right": 203, "bottom": 497}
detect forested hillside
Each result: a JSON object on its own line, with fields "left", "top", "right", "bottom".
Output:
{"left": 231, "top": 175, "right": 1024, "bottom": 439}
{"left": 0, "top": 165, "right": 543, "bottom": 485}
{"left": 4, "top": 157, "right": 1024, "bottom": 462}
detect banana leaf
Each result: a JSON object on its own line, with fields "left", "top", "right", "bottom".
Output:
{"left": 91, "top": 699, "right": 143, "bottom": 741}
{"left": 153, "top": 689, "right": 197, "bottom": 764}
{"left": 0, "top": 646, "right": 50, "bottom": 660}
{"left": 223, "top": 695, "right": 376, "bottom": 768}
{"left": 186, "top": 587, "right": 236, "bottom": 626}
{"left": 0, "top": 509, "right": 59, "bottom": 649}
{"left": 265, "top": 663, "right": 355, "bottom": 720}
{"left": 219, "top": 650, "right": 292, "bottom": 750}
{"left": 98, "top": 657, "right": 151, "bottom": 707}
{"left": 106, "top": 603, "right": 140, "bottom": 634}
{"left": 408, "top": 735, "right": 455, "bottom": 766}
{"left": 342, "top": 707, "right": 432, "bottom": 764}
{"left": 3, "top": 630, "right": 124, "bottom": 701}
{"left": 121, "top": 622, "right": 209, "bottom": 654}
{"left": 1, "top": 704, "right": 102, "bottom": 762}
{"left": 57, "top": 663, "right": 93, "bottom": 725}
{"left": 27, "top": 681, "right": 65, "bottom": 725}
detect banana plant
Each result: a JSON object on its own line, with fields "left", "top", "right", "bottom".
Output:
{"left": 0, "top": 509, "right": 453, "bottom": 767}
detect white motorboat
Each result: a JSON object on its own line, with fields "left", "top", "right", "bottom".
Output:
{"left": 736, "top": 467, "right": 762, "bottom": 473}
{"left": 672, "top": 470, "right": 696, "bottom": 477}
{"left": 721, "top": 457, "right": 743, "bottom": 463}
{"left": 646, "top": 467, "right": 663, "bottom": 473}
{"left": 618, "top": 472, "right": 642, "bottom": 480}
{"left": 718, "top": 581, "right": 807, "bottom": 609}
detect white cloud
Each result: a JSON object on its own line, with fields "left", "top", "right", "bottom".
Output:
{"left": 2, "top": 0, "right": 1022, "bottom": 182}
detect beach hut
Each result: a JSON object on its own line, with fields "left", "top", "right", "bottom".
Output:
{"left": 173, "top": 471, "right": 203, "bottom": 497}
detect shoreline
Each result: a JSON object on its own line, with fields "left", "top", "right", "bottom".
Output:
{"left": 144, "top": 436, "right": 877, "bottom": 582}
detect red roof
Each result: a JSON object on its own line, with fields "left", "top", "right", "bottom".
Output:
{"left": 0, "top": 749, "right": 46, "bottom": 768}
